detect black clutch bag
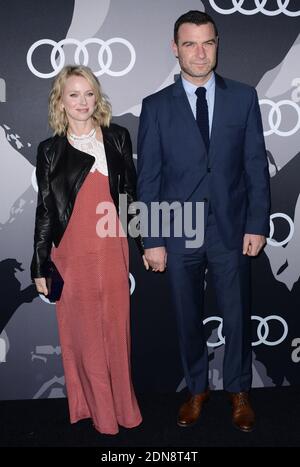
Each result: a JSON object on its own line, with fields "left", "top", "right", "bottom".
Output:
{"left": 45, "top": 261, "right": 64, "bottom": 303}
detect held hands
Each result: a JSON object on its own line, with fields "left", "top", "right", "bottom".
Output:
{"left": 144, "top": 247, "right": 167, "bottom": 272}
{"left": 243, "top": 234, "right": 266, "bottom": 256}
{"left": 142, "top": 255, "right": 150, "bottom": 270}
{"left": 35, "top": 254, "right": 162, "bottom": 292}
{"left": 34, "top": 277, "right": 48, "bottom": 296}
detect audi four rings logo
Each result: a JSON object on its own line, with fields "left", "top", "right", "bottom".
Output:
{"left": 267, "top": 213, "right": 294, "bottom": 247}
{"left": 26, "top": 38, "right": 136, "bottom": 78}
{"left": 129, "top": 273, "right": 136, "bottom": 295}
{"left": 204, "top": 315, "right": 288, "bottom": 347}
{"left": 209, "top": 0, "right": 300, "bottom": 16}
{"left": 260, "top": 99, "right": 300, "bottom": 137}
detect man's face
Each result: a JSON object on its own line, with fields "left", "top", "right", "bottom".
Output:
{"left": 172, "top": 22, "right": 218, "bottom": 85}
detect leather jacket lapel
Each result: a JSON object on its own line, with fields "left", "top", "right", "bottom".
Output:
{"left": 102, "top": 126, "right": 122, "bottom": 207}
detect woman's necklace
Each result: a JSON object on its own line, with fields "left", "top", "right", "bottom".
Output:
{"left": 68, "top": 127, "right": 96, "bottom": 141}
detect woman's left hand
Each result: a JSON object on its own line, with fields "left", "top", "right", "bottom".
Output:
{"left": 142, "top": 255, "right": 150, "bottom": 270}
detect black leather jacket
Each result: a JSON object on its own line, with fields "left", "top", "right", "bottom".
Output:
{"left": 31, "top": 124, "right": 143, "bottom": 279}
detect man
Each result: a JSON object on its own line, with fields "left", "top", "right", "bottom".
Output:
{"left": 137, "top": 11, "right": 270, "bottom": 432}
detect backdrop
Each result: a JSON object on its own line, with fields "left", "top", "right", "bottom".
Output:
{"left": 0, "top": 0, "right": 299, "bottom": 399}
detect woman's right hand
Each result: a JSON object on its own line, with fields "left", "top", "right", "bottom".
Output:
{"left": 34, "top": 277, "right": 48, "bottom": 296}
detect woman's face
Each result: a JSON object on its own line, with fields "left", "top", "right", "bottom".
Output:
{"left": 61, "top": 75, "right": 96, "bottom": 126}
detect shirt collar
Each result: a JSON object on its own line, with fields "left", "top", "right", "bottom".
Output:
{"left": 181, "top": 72, "right": 215, "bottom": 95}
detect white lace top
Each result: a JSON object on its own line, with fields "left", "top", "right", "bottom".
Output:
{"left": 68, "top": 128, "right": 108, "bottom": 176}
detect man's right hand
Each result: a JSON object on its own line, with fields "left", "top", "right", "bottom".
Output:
{"left": 34, "top": 277, "right": 48, "bottom": 295}
{"left": 144, "top": 247, "right": 167, "bottom": 272}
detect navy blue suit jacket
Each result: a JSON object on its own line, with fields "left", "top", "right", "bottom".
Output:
{"left": 137, "top": 74, "right": 270, "bottom": 251}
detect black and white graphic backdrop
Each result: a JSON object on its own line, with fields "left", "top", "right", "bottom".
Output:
{"left": 0, "top": 0, "right": 299, "bottom": 399}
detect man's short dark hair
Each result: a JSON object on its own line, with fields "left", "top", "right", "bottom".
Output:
{"left": 174, "top": 10, "right": 218, "bottom": 44}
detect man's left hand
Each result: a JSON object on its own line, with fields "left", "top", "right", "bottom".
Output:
{"left": 243, "top": 234, "right": 266, "bottom": 256}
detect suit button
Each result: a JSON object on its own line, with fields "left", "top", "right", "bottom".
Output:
{"left": 203, "top": 198, "right": 208, "bottom": 202}
{"left": 207, "top": 168, "right": 211, "bottom": 173}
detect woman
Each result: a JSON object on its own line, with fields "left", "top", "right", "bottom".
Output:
{"left": 31, "top": 65, "right": 147, "bottom": 435}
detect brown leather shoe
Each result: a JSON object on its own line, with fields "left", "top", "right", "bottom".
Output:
{"left": 229, "top": 392, "right": 255, "bottom": 432}
{"left": 177, "top": 389, "right": 210, "bottom": 427}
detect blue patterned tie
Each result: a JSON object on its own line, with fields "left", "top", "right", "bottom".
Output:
{"left": 195, "top": 87, "right": 209, "bottom": 152}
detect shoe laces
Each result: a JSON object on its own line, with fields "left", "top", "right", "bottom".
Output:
{"left": 190, "top": 394, "right": 204, "bottom": 407}
{"left": 235, "top": 392, "right": 249, "bottom": 407}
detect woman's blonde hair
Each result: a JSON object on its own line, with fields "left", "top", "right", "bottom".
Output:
{"left": 48, "top": 65, "right": 112, "bottom": 135}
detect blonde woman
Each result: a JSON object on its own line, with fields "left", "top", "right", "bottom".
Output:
{"left": 31, "top": 65, "right": 146, "bottom": 434}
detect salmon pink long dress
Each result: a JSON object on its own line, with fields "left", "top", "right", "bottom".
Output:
{"left": 51, "top": 130, "right": 142, "bottom": 435}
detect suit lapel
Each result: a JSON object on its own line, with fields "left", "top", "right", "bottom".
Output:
{"left": 208, "top": 74, "right": 227, "bottom": 165}
{"left": 172, "top": 77, "right": 207, "bottom": 153}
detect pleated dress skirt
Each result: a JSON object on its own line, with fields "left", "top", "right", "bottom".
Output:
{"left": 52, "top": 170, "right": 142, "bottom": 434}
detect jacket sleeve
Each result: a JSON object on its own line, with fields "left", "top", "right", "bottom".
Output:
{"left": 243, "top": 88, "right": 271, "bottom": 236}
{"left": 30, "top": 142, "right": 56, "bottom": 279}
{"left": 137, "top": 98, "right": 165, "bottom": 249}
{"left": 121, "top": 128, "right": 144, "bottom": 256}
